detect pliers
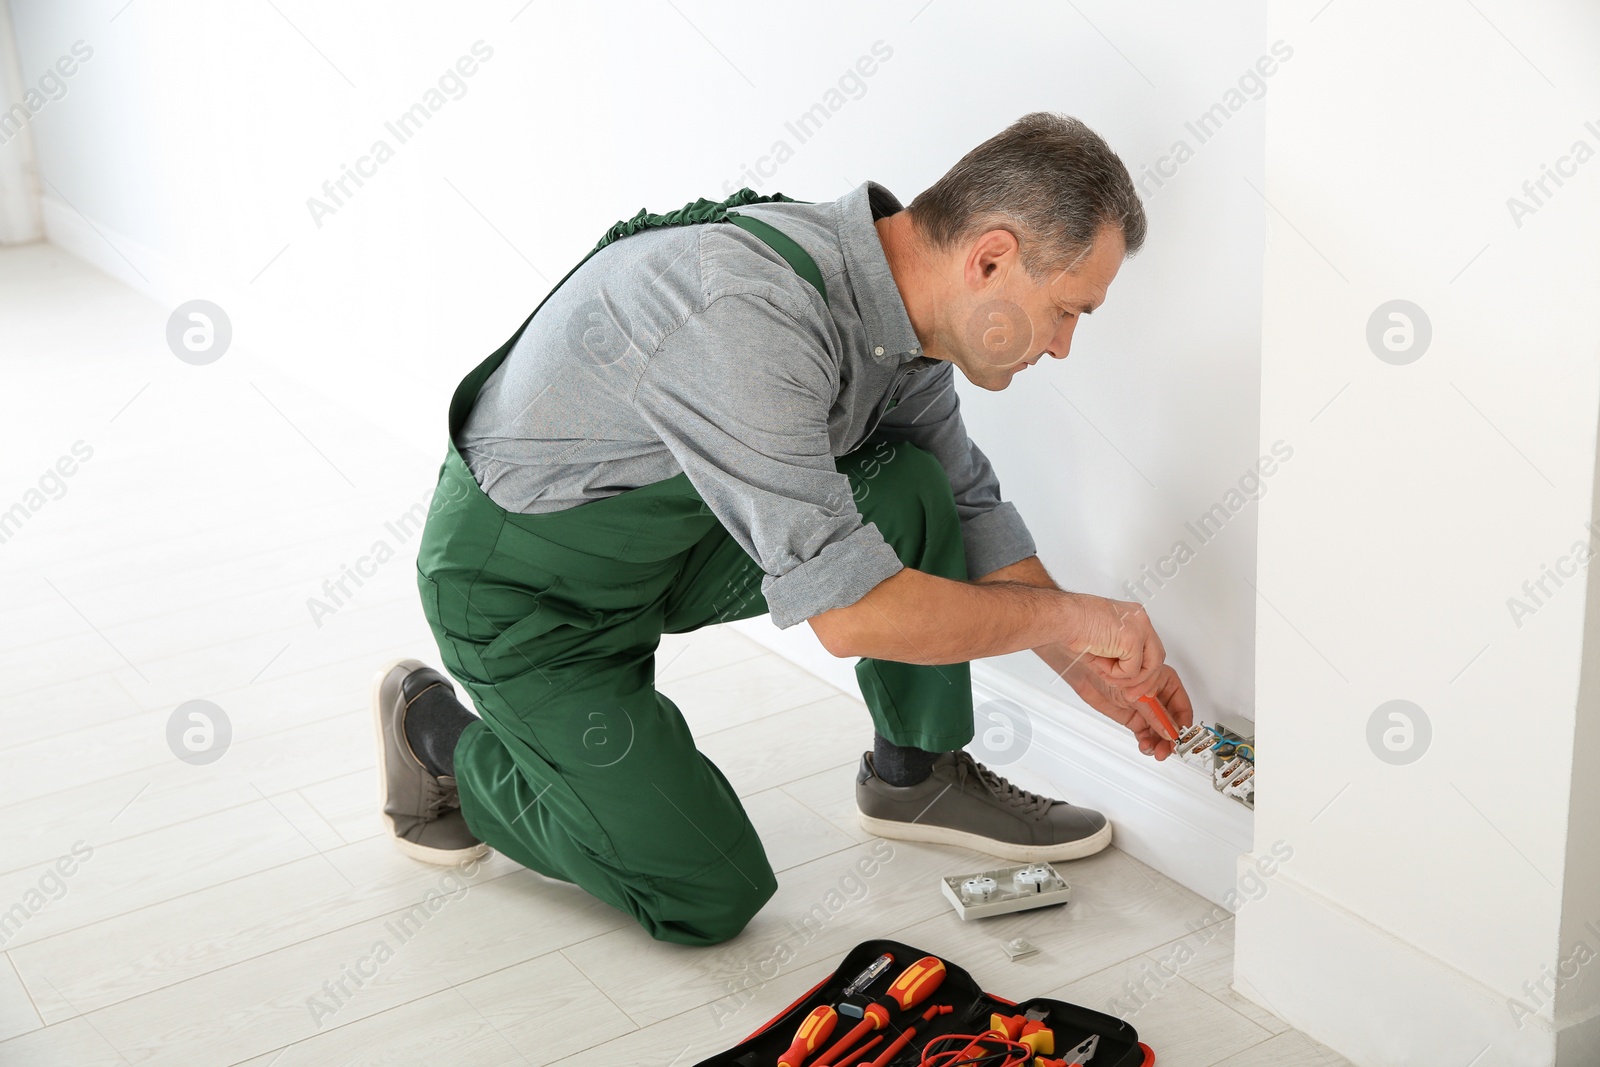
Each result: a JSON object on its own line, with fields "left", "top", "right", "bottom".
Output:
{"left": 1035, "top": 1033, "right": 1098, "bottom": 1067}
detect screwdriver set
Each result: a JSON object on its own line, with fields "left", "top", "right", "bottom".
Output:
{"left": 694, "top": 937, "right": 1154, "bottom": 1067}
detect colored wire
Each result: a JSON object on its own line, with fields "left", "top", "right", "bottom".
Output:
{"left": 918, "top": 1033, "right": 1031, "bottom": 1067}
{"left": 1203, "top": 724, "right": 1254, "bottom": 763}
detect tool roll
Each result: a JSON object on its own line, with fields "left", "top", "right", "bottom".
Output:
{"left": 694, "top": 937, "right": 1155, "bottom": 1067}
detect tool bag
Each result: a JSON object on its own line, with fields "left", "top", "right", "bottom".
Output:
{"left": 694, "top": 937, "right": 1155, "bottom": 1067}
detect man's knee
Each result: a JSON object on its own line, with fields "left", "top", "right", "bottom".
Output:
{"left": 648, "top": 862, "right": 779, "bottom": 946}
{"left": 849, "top": 440, "right": 954, "bottom": 515}
{"left": 848, "top": 440, "right": 959, "bottom": 547}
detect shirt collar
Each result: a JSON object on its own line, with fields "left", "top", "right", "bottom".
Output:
{"left": 837, "top": 180, "right": 935, "bottom": 371}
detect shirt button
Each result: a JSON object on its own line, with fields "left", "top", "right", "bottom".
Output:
{"left": 873, "top": 346, "right": 885, "bottom": 356}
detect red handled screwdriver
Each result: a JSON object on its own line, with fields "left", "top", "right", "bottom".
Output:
{"left": 812, "top": 1001, "right": 888, "bottom": 1066}
{"left": 831, "top": 1034, "right": 883, "bottom": 1067}
{"left": 864, "top": 1002, "right": 953, "bottom": 1067}
{"left": 812, "top": 956, "right": 946, "bottom": 1066}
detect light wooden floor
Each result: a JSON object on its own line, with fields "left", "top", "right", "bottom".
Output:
{"left": 0, "top": 244, "right": 1350, "bottom": 1065}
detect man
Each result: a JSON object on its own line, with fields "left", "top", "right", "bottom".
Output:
{"left": 369, "top": 111, "right": 1194, "bottom": 947}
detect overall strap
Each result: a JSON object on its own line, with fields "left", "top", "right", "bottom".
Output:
{"left": 723, "top": 212, "right": 829, "bottom": 306}
{"left": 448, "top": 187, "right": 827, "bottom": 441}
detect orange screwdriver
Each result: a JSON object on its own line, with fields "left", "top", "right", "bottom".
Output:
{"left": 776, "top": 1003, "right": 837, "bottom": 1067}
{"left": 1137, "top": 693, "right": 1179, "bottom": 742}
{"left": 812, "top": 956, "right": 946, "bottom": 1066}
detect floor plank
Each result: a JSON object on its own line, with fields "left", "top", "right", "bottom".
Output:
{"left": 66, "top": 872, "right": 626, "bottom": 1066}
{"left": 10, "top": 839, "right": 524, "bottom": 1021}
{"left": 0, "top": 954, "right": 42, "bottom": 1043}
{"left": 233, "top": 949, "right": 641, "bottom": 1067}
{"left": 558, "top": 836, "right": 984, "bottom": 1029}
{"left": 1039, "top": 951, "right": 1274, "bottom": 1067}
{"left": 1140, "top": 916, "right": 1291, "bottom": 1037}
{"left": 1212, "top": 1029, "right": 1355, "bottom": 1066}
{"left": 655, "top": 626, "right": 767, "bottom": 686}
{"left": 880, "top": 845, "right": 1230, "bottom": 1006}
{"left": 659, "top": 651, "right": 845, "bottom": 739}
{"left": 696, "top": 693, "right": 876, "bottom": 797}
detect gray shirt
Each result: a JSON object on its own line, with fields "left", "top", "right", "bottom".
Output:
{"left": 458, "top": 180, "right": 1036, "bottom": 630}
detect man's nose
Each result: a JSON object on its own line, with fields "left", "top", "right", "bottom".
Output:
{"left": 1050, "top": 321, "right": 1077, "bottom": 358}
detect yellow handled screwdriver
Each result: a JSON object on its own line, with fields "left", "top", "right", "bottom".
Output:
{"left": 776, "top": 1004, "right": 837, "bottom": 1067}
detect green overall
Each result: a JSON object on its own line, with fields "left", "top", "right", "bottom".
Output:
{"left": 416, "top": 189, "right": 976, "bottom": 946}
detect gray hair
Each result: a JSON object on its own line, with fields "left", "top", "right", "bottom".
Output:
{"left": 908, "top": 111, "right": 1147, "bottom": 280}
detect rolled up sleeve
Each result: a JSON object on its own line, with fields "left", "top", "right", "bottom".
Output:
{"left": 872, "top": 360, "right": 1037, "bottom": 580}
{"left": 633, "top": 293, "right": 905, "bottom": 629}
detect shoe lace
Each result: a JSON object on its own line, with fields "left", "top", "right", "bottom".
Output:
{"left": 953, "top": 751, "right": 1056, "bottom": 818}
{"left": 421, "top": 774, "right": 462, "bottom": 820}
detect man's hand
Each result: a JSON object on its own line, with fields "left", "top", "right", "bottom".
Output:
{"left": 972, "top": 556, "right": 1191, "bottom": 759}
{"left": 1059, "top": 660, "right": 1195, "bottom": 761}
{"left": 1058, "top": 593, "right": 1167, "bottom": 702}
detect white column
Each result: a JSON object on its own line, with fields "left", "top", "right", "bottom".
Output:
{"left": 0, "top": 0, "right": 44, "bottom": 245}
{"left": 1236, "top": 2, "right": 1600, "bottom": 1065}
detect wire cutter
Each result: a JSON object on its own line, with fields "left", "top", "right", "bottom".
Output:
{"left": 1035, "top": 1033, "right": 1098, "bottom": 1067}
{"left": 1063, "top": 1033, "right": 1099, "bottom": 1065}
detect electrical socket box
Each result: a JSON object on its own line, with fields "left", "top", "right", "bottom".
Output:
{"left": 1174, "top": 717, "right": 1255, "bottom": 809}
{"left": 941, "top": 862, "right": 1073, "bottom": 920}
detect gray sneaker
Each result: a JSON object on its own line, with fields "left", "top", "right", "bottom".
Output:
{"left": 369, "top": 658, "right": 490, "bottom": 865}
{"left": 855, "top": 749, "right": 1112, "bottom": 862}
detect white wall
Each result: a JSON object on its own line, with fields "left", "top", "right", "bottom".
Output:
{"left": 8, "top": 0, "right": 1270, "bottom": 741}
{"left": 0, "top": 0, "right": 43, "bottom": 243}
{"left": 956, "top": 3, "right": 1273, "bottom": 727}
{"left": 1236, "top": 2, "right": 1600, "bottom": 1064}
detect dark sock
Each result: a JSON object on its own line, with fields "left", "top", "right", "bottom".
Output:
{"left": 873, "top": 732, "right": 941, "bottom": 787}
{"left": 403, "top": 682, "right": 476, "bottom": 778}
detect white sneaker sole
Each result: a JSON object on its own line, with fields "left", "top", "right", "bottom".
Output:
{"left": 856, "top": 810, "right": 1114, "bottom": 863}
{"left": 370, "top": 657, "right": 490, "bottom": 867}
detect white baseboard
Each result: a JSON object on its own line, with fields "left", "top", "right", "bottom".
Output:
{"left": 968, "top": 659, "right": 1253, "bottom": 907}
{"left": 1558, "top": 1007, "right": 1600, "bottom": 1067}
{"left": 1234, "top": 866, "right": 1558, "bottom": 1067}
{"left": 727, "top": 617, "right": 1253, "bottom": 907}
{"left": 39, "top": 194, "right": 183, "bottom": 302}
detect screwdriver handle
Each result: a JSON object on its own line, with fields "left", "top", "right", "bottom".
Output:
{"left": 777, "top": 1004, "right": 836, "bottom": 1067}
{"left": 885, "top": 956, "right": 946, "bottom": 1010}
{"left": 1138, "top": 694, "right": 1179, "bottom": 741}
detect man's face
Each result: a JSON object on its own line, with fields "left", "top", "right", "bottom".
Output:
{"left": 950, "top": 222, "right": 1125, "bottom": 391}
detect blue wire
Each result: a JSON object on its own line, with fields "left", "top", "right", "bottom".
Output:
{"left": 1206, "top": 724, "right": 1254, "bottom": 763}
